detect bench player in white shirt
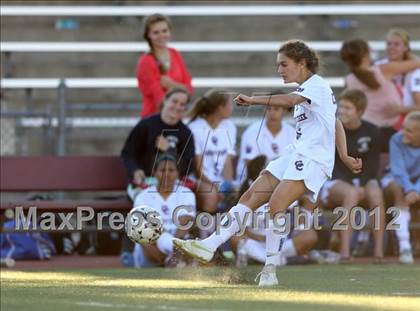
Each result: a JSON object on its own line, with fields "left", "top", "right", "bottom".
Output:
{"left": 133, "top": 153, "right": 196, "bottom": 267}
{"left": 174, "top": 40, "right": 362, "bottom": 286}
{"left": 188, "top": 89, "right": 237, "bottom": 216}
{"left": 236, "top": 105, "right": 295, "bottom": 187}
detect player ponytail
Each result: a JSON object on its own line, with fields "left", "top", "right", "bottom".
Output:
{"left": 340, "top": 39, "right": 380, "bottom": 90}
{"left": 278, "top": 40, "right": 320, "bottom": 74}
{"left": 187, "top": 89, "right": 230, "bottom": 122}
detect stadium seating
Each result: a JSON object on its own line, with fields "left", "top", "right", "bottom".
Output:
{"left": 1, "top": 2, "right": 419, "bottom": 156}
{"left": 0, "top": 156, "right": 131, "bottom": 212}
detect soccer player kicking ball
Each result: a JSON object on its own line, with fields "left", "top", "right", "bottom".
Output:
{"left": 174, "top": 40, "right": 362, "bottom": 286}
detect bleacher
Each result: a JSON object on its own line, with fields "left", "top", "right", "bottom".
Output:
{"left": 1, "top": 2, "right": 420, "bottom": 156}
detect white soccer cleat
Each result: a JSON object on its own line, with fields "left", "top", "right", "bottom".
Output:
{"left": 255, "top": 264, "right": 278, "bottom": 287}
{"left": 399, "top": 249, "right": 414, "bottom": 264}
{"left": 172, "top": 238, "right": 214, "bottom": 264}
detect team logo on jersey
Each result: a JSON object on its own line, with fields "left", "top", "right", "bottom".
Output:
{"left": 211, "top": 136, "right": 218, "bottom": 145}
{"left": 161, "top": 205, "right": 170, "bottom": 215}
{"left": 271, "top": 143, "right": 279, "bottom": 153}
{"left": 296, "top": 127, "right": 302, "bottom": 140}
{"left": 295, "top": 113, "right": 308, "bottom": 122}
{"left": 331, "top": 93, "right": 337, "bottom": 105}
{"left": 295, "top": 87, "right": 305, "bottom": 92}
{"left": 295, "top": 160, "right": 304, "bottom": 171}
{"left": 246, "top": 145, "right": 253, "bottom": 153}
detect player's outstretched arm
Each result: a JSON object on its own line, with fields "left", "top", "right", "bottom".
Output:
{"left": 234, "top": 93, "right": 306, "bottom": 108}
{"left": 335, "top": 119, "right": 363, "bottom": 174}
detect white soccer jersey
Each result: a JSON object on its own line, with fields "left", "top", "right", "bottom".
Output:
{"left": 403, "top": 68, "right": 420, "bottom": 107}
{"left": 291, "top": 74, "right": 337, "bottom": 177}
{"left": 375, "top": 58, "right": 405, "bottom": 90}
{"left": 236, "top": 120, "right": 295, "bottom": 185}
{"left": 133, "top": 185, "right": 196, "bottom": 235}
{"left": 376, "top": 58, "right": 420, "bottom": 107}
{"left": 189, "top": 118, "right": 237, "bottom": 183}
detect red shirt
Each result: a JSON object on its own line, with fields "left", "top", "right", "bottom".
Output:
{"left": 136, "top": 47, "right": 193, "bottom": 117}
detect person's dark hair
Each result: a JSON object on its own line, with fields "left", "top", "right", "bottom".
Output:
{"left": 142, "top": 13, "right": 171, "bottom": 73}
{"left": 278, "top": 40, "right": 320, "bottom": 74}
{"left": 340, "top": 39, "right": 380, "bottom": 90}
{"left": 187, "top": 89, "right": 230, "bottom": 122}
{"left": 238, "top": 155, "right": 267, "bottom": 198}
{"left": 339, "top": 89, "right": 368, "bottom": 113}
{"left": 160, "top": 87, "right": 190, "bottom": 111}
{"left": 154, "top": 152, "right": 178, "bottom": 172}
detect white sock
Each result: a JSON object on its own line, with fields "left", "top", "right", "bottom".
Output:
{"left": 198, "top": 215, "right": 216, "bottom": 239}
{"left": 156, "top": 232, "right": 174, "bottom": 255}
{"left": 244, "top": 238, "right": 266, "bottom": 263}
{"left": 281, "top": 239, "right": 297, "bottom": 258}
{"left": 265, "top": 219, "right": 289, "bottom": 266}
{"left": 395, "top": 208, "right": 411, "bottom": 252}
{"left": 201, "top": 204, "right": 253, "bottom": 252}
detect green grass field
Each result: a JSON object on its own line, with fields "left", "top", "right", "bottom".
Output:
{"left": 1, "top": 265, "right": 420, "bottom": 311}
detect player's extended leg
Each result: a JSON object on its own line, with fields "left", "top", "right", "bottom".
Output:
{"left": 256, "top": 180, "right": 307, "bottom": 286}
{"left": 173, "top": 171, "right": 279, "bottom": 263}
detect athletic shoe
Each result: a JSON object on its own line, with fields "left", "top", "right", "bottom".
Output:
{"left": 172, "top": 238, "right": 214, "bottom": 264}
{"left": 255, "top": 264, "right": 278, "bottom": 287}
{"left": 399, "top": 248, "right": 414, "bottom": 264}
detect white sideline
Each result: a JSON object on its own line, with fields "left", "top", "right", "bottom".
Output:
{"left": 2, "top": 41, "right": 420, "bottom": 53}
{"left": 0, "top": 77, "right": 345, "bottom": 89}
{"left": 2, "top": 5, "right": 420, "bottom": 16}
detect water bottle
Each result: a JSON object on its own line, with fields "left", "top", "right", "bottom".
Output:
{"left": 236, "top": 238, "right": 248, "bottom": 267}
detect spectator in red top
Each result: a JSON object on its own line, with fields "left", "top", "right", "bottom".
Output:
{"left": 137, "top": 14, "right": 193, "bottom": 117}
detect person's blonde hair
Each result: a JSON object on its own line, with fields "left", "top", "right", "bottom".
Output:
{"left": 187, "top": 89, "right": 230, "bottom": 122}
{"left": 406, "top": 111, "right": 420, "bottom": 123}
{"left": 386, "top": 28, "right": 411, "bottom": 59}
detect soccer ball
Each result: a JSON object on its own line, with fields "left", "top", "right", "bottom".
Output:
{"left": 125, "top": 205, "right": 163, "bottom": 244}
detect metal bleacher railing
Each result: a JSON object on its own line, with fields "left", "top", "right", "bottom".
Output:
{"left": 2, "top": 4, "right": 420, "bottom": 16}
{"left": 1, "top": 3, "right": 420, "bottom": 155}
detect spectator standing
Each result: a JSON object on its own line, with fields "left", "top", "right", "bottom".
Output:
{"left": 137, "top": 14, "right": 193, "bottom": 117}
